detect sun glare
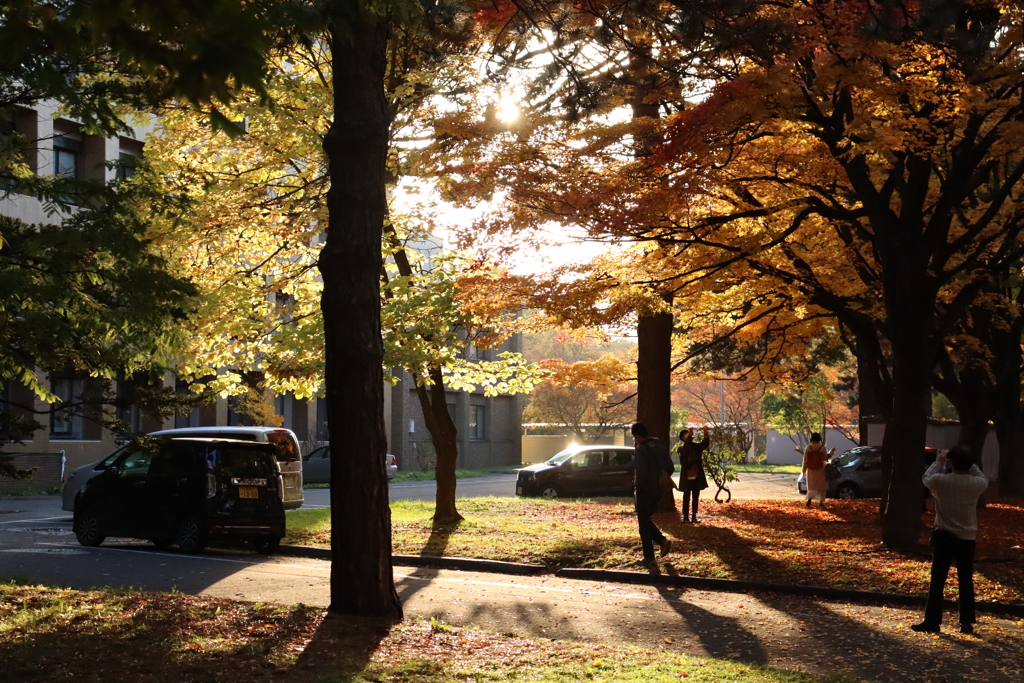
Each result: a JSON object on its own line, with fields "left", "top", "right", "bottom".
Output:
{"left": 496, "top": 96, "right": 520, "bottom": 123}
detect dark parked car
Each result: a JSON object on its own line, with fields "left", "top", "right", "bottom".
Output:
{"left": 151, "top": 426, "right": 304, "bottom": 510}
{"left": 62, "top": 444, "right": 127, "bottom": 512}
{"left": 516, "top": 445, "right": 635, "bottom": 499}
{"left": 72, "top": 438, "right": 286, "bottom": 554}
{"left": 798, "top": 446, "right": 939, "bottom": 498}
{"left": 303, "top": 445, "right": 397, "bottom": 484}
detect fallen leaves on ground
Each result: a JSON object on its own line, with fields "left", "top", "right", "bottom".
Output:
{"left": 0, "top": 583, "right": 838, "bottom": 682}
{"left": 286, "top": 497, "right": 1024, "bottom": 603}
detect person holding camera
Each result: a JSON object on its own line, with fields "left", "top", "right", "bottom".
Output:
{"left": 677, "top": 425, "right": 711, "bottom": 523}
{"left": 912, "top": 446, "right": 988, "bottom": 635}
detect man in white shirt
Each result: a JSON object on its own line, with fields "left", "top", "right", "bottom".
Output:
{"left": 912, "top": 446, "right": 988, "bottom": 635}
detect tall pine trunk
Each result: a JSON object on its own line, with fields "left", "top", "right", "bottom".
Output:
{"left": 636, "top": 296, "right": 675, "bottom": 512}
{"left": 990, "top": 293, "right": 1024, "bottom": 497}
{"left": 321, "top": 4, "right": 401, "bottom": 618}
{"left": 879, "top": 242, "right": 934, "bottom": 548}
{"left": 993, "top": 373, "right": 1024, "bottom": 497}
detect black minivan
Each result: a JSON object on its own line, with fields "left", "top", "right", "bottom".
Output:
{"left": 72, "top": 438, "right": 285, "bottom": 554}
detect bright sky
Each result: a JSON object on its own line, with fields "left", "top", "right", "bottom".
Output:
{"left": 392, "top": 178, "right": 618, "bottom": 277}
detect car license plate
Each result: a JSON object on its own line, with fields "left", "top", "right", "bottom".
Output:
{"left": 238, "top": 486, "right": 258, "bottom": 499}
{"left": 516, "top": 486, "right": 523, "bottom": 495}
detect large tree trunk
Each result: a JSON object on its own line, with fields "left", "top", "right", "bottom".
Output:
{"left": 855, "top": 337, "right": 888, "bottom": 440}
{"left": 636, "top": 295, "right": 675, "bottom": 512}
{"left": 879, "top": 247, "right": 934, "bottom": 548}
{"left": 952, "top": 386, "right": 991, "bottom": 457}
{"left": 321, "top": 6, "right": 401, "bottom": 618}
{"left": 416, "top": 366, "right": 463, "bottom": 524}
{"left": 990, "top": 292, "right": 1024, "bottom": 497}
{"left": 993, "top": 370, "right": 1024, "bottom": 497}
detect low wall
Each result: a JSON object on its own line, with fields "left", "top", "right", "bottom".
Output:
{"left": 521, "top": 435, "right": 574, "bottom": 464}
{"left": 0, "top": 452, "right": 64, "bottom": 494}
{"left": 766, "top": 428, "right": 859, "bottom": 465}
{"left": 864, "top": 419, "right": 1000, "bottom": 479}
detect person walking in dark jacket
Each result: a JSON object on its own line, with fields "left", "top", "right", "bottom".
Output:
{"left": 912, "top": 446, "right": 988, "bottom": 635}
{"left": 631, "top": 422, "right": 674, "bottom": 567}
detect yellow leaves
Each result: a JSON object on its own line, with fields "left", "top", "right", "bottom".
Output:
{"left": 540, "top": 355, "right": 632, "bottom": 395}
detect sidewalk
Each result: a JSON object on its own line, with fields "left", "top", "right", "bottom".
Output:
{"left": 218, "top": 550, "right": 1024, "bottom": 683}
{"left": 390, "top": 566, "right": 1024, "bottom": 683}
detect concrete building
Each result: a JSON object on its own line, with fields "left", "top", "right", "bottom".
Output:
{"left": 387, "top": 337, "right": 524, "bottom": 472}
{"left": 1, "top": 101, "right": 154, "bottom": 476}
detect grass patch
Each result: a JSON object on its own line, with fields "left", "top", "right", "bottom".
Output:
{"left": 391, "top": 466, "right": 520, "bottom": 483}
{"left": 0, "top": 583, "right": 850, "bottom": 683}
{"left": 285, "top": 497, "right": 1024, "bottom": 603}
{"left": 0, "top": 486, "right": 62, "bottom": 497}
{"left": 726, "top": 464, "right": 803, "bottom": 475}
{"left": 305, "top": 467, "right": 519, "bottom": 488}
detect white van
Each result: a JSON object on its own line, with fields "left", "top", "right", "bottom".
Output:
{"left": 150, "top": 427, "right": 304, "bottom": 510}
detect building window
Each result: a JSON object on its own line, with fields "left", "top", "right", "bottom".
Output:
{"left": 117, "top": 152, "right": 138, "bottom": 182}
{"left": 174, "top": 379, "right": 201, "bottom": 429}
{"left": 53, "top": 137, "right": 81, "bottom": 178}
{"left": 469, "top": 405, "right": 485, "bottom": 440}
{"left": 50, "top": 375, "right": 82, "bottom": 439}
{"left": 315, "top": 398, "right": 329, "bottom": 441}
{"left": 1, "top": 115, "right": 18, "bottom": 190}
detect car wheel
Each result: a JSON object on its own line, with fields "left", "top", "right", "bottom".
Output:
{"left": 176, "top": 516, "right": 206, "bottom": 554}
{"left": 540, "top": 485, "right": 561, "bottom": 499}
{"left": 836, "top": 483, "right": 859, "bottom": 499}
{"left": 74, "top": 510, "right": 105, "bottom": 547}
{"left": 251, "top": 537, "right": 281, "bottom": 555}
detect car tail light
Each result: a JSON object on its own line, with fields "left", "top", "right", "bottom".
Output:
{"left": 207, "top": 473, "right": 217, "bottom": 498}
{"left": 386, "top": 454, "right": 396, "bottom": 467}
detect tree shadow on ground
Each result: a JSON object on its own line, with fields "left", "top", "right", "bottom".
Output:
{"left": 421, "top": 521, "right": 460, "bottom": 556}
{"left": 291, "top": 613, "right": 395, "bottom": 681}
{"left": 652, "top": 523, "right": 1024, "bottom": 682}
{"left": 394, "top": 565, "right": 443, "bottom": 604}
{"left": 653, "top": 584, "right": 770, "bottom": 664}
{"left": 537, "top": 538, "right": 637, "bottom": 570}
{"left": 0, "top": 587, "right": 393, "bottom": 683}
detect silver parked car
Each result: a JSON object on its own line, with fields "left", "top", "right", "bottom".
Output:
{"left": 303, "top": 444, "right": 397, "bottom": 484}
{"left": 796, "top": 446, "right": 939, "bottom": 499}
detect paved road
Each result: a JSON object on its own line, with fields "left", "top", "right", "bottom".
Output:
{"left": 301, "top": 473, "right": 519, "bottom": 508}
{"left": 1, "top": 496, "right": 1020, "bottom": 683}
{"left": 299, "top": 472, "right": 805, "bottom": 508}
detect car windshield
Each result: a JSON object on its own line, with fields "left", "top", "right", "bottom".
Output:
{"left": 211, "top": 446, "right": 278, "bottom": 478}
{"left": 833, "top": 448, "right": 872, "bottom": 467}
{"left": 546, "top": 448, "right": 582, "bottom": 465}
{"left": 98, "top": 445, "right": 129, "bottom": 468}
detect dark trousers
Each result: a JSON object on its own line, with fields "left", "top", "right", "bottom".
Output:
{"left": 923, "top": 529, "right": 976, "bottom": 627}
{"left": 635, "top": 489, "right": 666, "bottom": 560}
{"left": 683, "top": 487, "right": 700, "bottom": 519}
